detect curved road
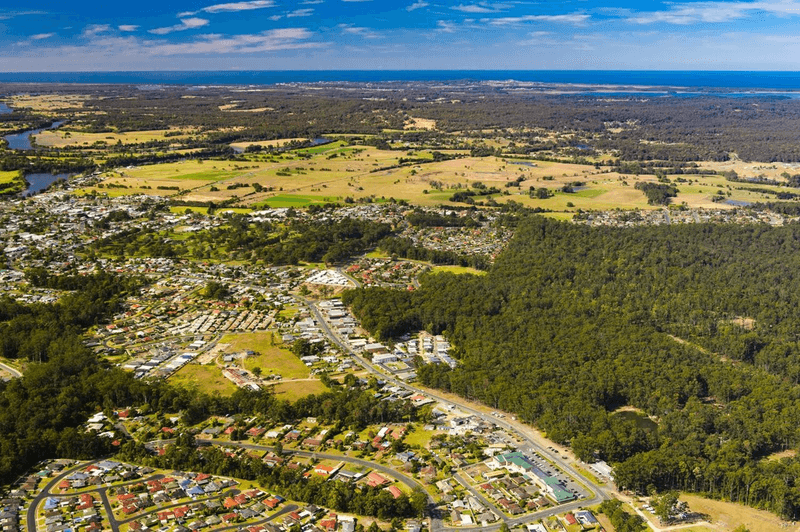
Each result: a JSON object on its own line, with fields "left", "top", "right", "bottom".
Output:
{"left": 300, "top": 297, "right": 612, "bottom": 527}
{"left": 0, "top": 361, "right": 22, "bottom": 378}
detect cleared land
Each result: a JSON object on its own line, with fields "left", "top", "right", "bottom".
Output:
{"left": 221, "top": 332, "right": 311, "bottom": 380}
{"left": 429, "top": 265, "right": 487, "bottom": 276}
{"left": 76, "top": 139, "right": 787, "bottom": 213}
{"left": 34, "top": 127, "right": 197, "bottom": 148}
{"left": 680, "top": 493, "right": 800, "bottom": 532}
{"left": 269, "top": 380, "right": 328, "bottom": 401}
{"left": 170, "top": 363, "right": 238, "bottom": 395}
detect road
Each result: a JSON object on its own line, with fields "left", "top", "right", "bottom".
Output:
{"left": 204, "top": 439, "right": 444, "bottom": 531}
{"left": 0, "top": 361, "right": 22, "bottom": 378}
{"left": 301, "top": 297, "right": 613, "bottom": 528}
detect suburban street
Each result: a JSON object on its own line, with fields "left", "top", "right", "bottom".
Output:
{"left": 300, "top": 297, "right": 613, "bottom": 529}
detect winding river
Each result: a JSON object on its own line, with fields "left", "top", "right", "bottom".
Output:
{"left": 1, "top": 103, "right": 69, "bottom": 195}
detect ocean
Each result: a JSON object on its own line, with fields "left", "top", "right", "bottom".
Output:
{"left": 2, "top": 70, "right": 800, "bottom": 91}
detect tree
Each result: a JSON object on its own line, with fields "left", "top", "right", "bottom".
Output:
{"left": 653, "top": 491, "right": 679, "bottom": 522}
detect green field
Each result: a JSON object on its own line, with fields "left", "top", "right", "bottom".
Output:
{"left": 170, "top": 363, "right": 238, "bottom": 395}
{"left": 269, "top": 380, "right": 329, "bottom": 401}
{"left": 0, "top": 170, "right": 21, "bottom": 184}
{"left": 221, "top": 332, "right": 311, "bottom": 379}
{"left": 429, "top": 265, "right": 487, "bottom": 276}
{"left": 294, "top": 140, "right": 348, "bottom": 154}
{"left": 254, "top": 194, "right": 332, "bottom": 208}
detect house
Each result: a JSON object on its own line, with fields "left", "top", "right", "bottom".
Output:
{"left": 385, "top": 486, "right": 403, "bottom": 499}
{"left": 365, "top": 472, "right": 390, "bottom": 487}
{"left": 315, "top": 465, "right": 334, "bottom": 476}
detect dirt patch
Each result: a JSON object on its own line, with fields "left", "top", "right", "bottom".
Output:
{"left": 405, "top": 117, "right": 437, "bottom": 130}
{"left": 681, "top": 493, "right": 800, "bottom": 532}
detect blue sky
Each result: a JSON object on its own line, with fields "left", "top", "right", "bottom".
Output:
{"left": 1, "top": 0, "right": 799, "bottom": 71}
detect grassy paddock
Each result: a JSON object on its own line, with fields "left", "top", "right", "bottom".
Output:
{"left": 170, "top": 363, "right": 238, "bottom": 395}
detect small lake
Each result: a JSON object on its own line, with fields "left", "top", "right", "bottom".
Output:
{"left": 4, "top": 120, "right": 65, "bottom": 150}
{"left": 0, "top": 102, "right": 11, "bottom": 115}
{"left": 21, "top": 173, "right": 70, "bottom": 197}
{"left": 726, "top": 199, "right": 753, "bottom": 207}
{"left": 509, "top": 161, "right": 538, "bottom": 167}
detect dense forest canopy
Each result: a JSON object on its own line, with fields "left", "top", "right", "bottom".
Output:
{"left": 344, "top": 216, "right": 800, "bottom": 518}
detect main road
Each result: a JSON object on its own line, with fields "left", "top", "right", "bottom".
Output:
{"left": 300, "top": 297, "right": 613, "bottom": 520}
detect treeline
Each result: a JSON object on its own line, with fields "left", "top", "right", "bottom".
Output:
{"left": 634, "top": 182, "right": 679, "bottom": 205}
{"left": 91, "top": 215, "right": 394, "bottom": 265}
{"left": 406, "top": 211, "right": 480, "bottom": 228}
{"left": 0, "top": 272, "right": 153, "bottom": 485}
{"left": 0, "top": 271, "right": 143, "bottom": 362}
{"left": 118, "top": 435, "right": 428, "bottom": 520}
{"left": 343, "top": 216, "right": 800, "bottom": 519}
{"left": 377, "top": 237, "right": 491, "bottom": 271}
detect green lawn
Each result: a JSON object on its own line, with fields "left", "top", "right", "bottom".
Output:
{"left": 221, "top": 332, "right": 311, "bottom": 379}
{"left": 170, "top": 364, "right": 238, "bottom": 395}
{"left": 429, "top": 265, "right": 487, "bottom": 276}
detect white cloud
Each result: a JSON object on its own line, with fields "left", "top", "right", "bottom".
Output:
{"left": 82, "top": 24, "right": 111, "bottom": 37}
{"left": 437, "top": 20, "right": 457, "bottom": 32}
{"left": 149, "top": 18, "right": 210, "bottom": 35}
{"left": 269, "top": 14, "right": 283, "bottom": 20}
{"left": 30, "top": 33, "right": 54, "bottom": 40}
{"left": 0, "top": 10, "right": 46, "bottom": 20}
{"left": 287, "top": 8, "right": 314, "bottom": 17}
{"left": 202, "top": 1, "right": 275, "bottom": 13}
{"left": 627, "top": 0, "right": 800, "bottom": 25}
{"left": 337, "top": 23, "right": 380, "bottom": 38}
{"left": 79, "top": 27, "right": 318, "bottom": 57}
{"left": 482, "top": 13, "right": 590, "bottom": 25}
{"left": 452, "top": 3, "right": 512, "bottom": 13}
{"left": 407, "top": 1, "right": 429, "bottom": 11}
{"left": 118, "top": 25, "right": 139, "bottom": 32}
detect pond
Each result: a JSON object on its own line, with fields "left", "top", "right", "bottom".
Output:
{"left": 0, "top": 102, "right": 11, "bottom": 115}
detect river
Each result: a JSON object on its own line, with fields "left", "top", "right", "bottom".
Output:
{"left": 20, "top": 173, "right": 71, "bottom": 197}
{"left": 1, "top": 103, "right": 70, "bottom": 195}
{"left": 4, "top": 120, "right": 65, "bottom": 150}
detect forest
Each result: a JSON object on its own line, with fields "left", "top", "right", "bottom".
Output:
{"left": 343, "top": 216, "right": 800, "bottom": 518}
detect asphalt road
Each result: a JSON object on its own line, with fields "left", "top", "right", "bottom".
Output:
{"left": 204, "top": 439, "right": 444, "bottom": 531}
{"left": 301, "top": 298, "right": 612, "bottom": 528}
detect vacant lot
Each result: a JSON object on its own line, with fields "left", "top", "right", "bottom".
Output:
{"left": 170, "top": 363, "right": 238, "bottom": 395}
{"left": 269, "top": 380, "right": 328, "bottom": 401}
{"left": 221, "top": 332, "right": 310, "bottom": 380}
{"left": 681, "top": 493, "right": 800, "bottom": 532}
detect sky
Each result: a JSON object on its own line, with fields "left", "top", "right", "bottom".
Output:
{"left": 1, "top": 0, "right": 800, "bottom": 71}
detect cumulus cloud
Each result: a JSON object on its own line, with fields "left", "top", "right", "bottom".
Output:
{"left": 29, "top": 33, "right": 54, "bottom": 40}
{"left": 82, "top": 24, "right": 111, "bottom": 37}
{"left": 407, "top": 1, "right": 429, "bottom": 10}
{"left": 149, "top": 18, "right": 210, "bottom": 35}
{"left": 118, "top": 25, "right": 139, "bottom": 32}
